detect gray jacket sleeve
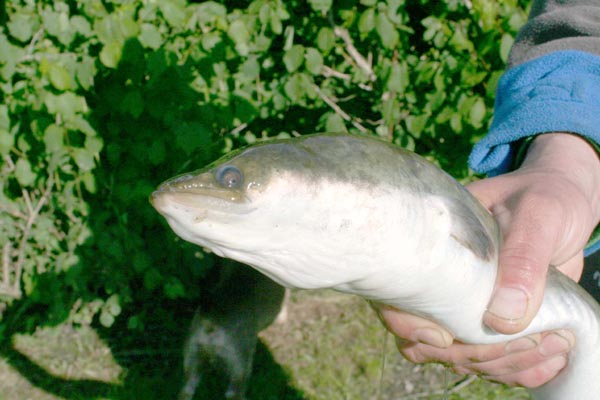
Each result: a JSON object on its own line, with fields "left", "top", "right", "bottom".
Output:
{"left": 508, "top": 0, "right": 600, "bottom": 67}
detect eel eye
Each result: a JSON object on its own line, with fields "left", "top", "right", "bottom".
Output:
{"left": 215, "top": 165, "right": 244, "bottom": 189}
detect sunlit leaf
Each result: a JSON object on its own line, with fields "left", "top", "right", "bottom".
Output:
{"left": 325, "top": 113, "right": 347, "bottom": 133}
{"left": 308, "top": 0, "right": 332, "bottom": 13}
{"left": 15, "top": 159, "right": 36, "bottom": 186}
{"left": 283, "top": 45, "right": 304, "bottom": 73}
{"left": 305, "top": 47, "right": 323, "bottom": 75}
{"left": 500, "top": 33, "right": 515, "bottom": 63}
{"left": 159, "top": 0, "right": 187, "bottom": 28}
{"left": 47, "top": 63, "right": 72, "bottom": 91}
{"left": 44, "top": 124, "right": 65, "bottom": 153}
{"left": 358, "top": 8, "right": 376, "bottom": 34}
{"left": 375, "top": 12, "right": 399, "bottom": 49}
{"left": 317, "top": 27, "right": 335, "bottom": 53}
{"left": 139, "top": 23, "right": 162, "bottom": 49}
{"left": 469, "top": 96, "right": 486, "bottom": 128}
{"left": 99, "top": 41, "right": 123, "bottom": 68}
{"left": 7, "top": 13, "right": 34, "bottom": 42}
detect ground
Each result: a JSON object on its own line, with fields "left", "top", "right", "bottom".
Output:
{"left": 0, "top": 289, "right": 530, "bottom": 399}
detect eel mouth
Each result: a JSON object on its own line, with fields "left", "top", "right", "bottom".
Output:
{"left": 150, "top": 171, "right": 247, "bottom": 213}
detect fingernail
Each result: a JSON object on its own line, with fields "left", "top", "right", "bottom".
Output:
{"left": 412, "top": 328, "right": 452, "bottom": 348}
{"left": 486, "top": 288, "right": 529, "bottom": 321}
{"left": 543, "top": 355, "right": 568, "bottom": 372}
{"left": 539, "top": 331, "right": 575, "bottom": 357}
{"left": 505, "top": 336, "right": 538, "bottom": 354}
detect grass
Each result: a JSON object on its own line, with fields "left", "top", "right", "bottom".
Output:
{"left": 0, "top": 290, "right": 530, "bottom": 399}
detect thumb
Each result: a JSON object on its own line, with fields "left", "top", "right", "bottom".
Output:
{"left": 482, "top": 196, "right": 560, "bottom": 334}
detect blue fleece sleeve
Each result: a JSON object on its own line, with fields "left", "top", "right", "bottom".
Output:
{"left": 469, "top": 50, "right": 600, "bottom": 255}
{"left": 469, "top": 50, "right": 600, "bottom": 177}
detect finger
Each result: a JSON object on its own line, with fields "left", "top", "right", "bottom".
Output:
{"left": 458, "top": 330, "right": 574, "bottom": 376}
{"left": 398, "top": 338, "right": 511, "bottom": 365}
{"left": 483, "top": 194, "right": 562, "bottom": 334}
{"left": 372, "top": 303, "right": 454, "bottom": 348}
{"left": 483, "top": 355, "right": 568, "bottom": 388}
{"left": 400, "top": 329, "right": 573, "bottom": 372}
{"left": 399, "top": 334, "right": 541, "bottom": 366}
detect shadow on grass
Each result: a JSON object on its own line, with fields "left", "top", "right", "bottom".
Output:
{"left": 0, "top": 303, "right": 305, "bottom": 399}
{"left": 0, "top": 343, "right": 117, "bottom": 398}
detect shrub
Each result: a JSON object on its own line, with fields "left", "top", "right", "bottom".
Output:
{"left": 0, "top": 0, "right": 529, "bottom": 332}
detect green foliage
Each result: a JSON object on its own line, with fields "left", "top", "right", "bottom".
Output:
{"left": 0, "top": 0, "right": 529, "bottom": 333}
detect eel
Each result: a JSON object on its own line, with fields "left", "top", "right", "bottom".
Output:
{"left": 151, "top": 133, "right": 600, "bottom": 399}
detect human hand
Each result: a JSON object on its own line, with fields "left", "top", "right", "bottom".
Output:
{"left": 376, "top": 133, "right": 600, "bottom": 387}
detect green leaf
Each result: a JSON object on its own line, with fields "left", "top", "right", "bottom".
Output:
{"left": 0, "top": 130, "right": 12, "bottom": 155}
{"left": 174, "top": 122, "right": 211, "bottom": 155}
{"left": 147, "top": 141, "right": 166, "bottom": 165}
{"left": 0, "top": 105, "right": 8, "bottom": 129}
{"left": 144, "top": 268, "right": 162, "bottom": 291}
{"left": 73, "top": 148, "right": 96, "bottom": 172}
{"left": 461, "top": 66, "right": 488, "bottom": 87}
{"left": 201, "top": 32, "right": 223, "bottom": 51}
{"left": 42, "top": 9, "right": 65, "bottom": 38}
{"left": 283, "top": 73, "right": 306, "bottom": 102}
{"left": 386, "top": 61, "right": 408, "bottom": 94}
{"left": 99, "top": 311, "right": 115, "bottom": 328}
{"left": 238, "top": 56, "right": 260, "bottom": 81}
{"left": 469, "top": 97, "right": 486, "bottom": 128}
{"left": 500, "top": 33, "right": 514, "bottom": 63}
{"left": 85, "top": 135, "right": 104, "bottom": 155}
{"left": 71, "top": 15, "right": 92, "bottom": 37}
{"left": 105, "top": 294, "right": 122, "bottom": 316}
{"left": 133, "top": 253, "right": 151, "bottom": 273}
{"left": 358, "top": 8, "right": 376, "bottom": 34}
{"left": 81, "top": 171, "right": 97, "bottom": 193}
{"left": 376, "top": 12, "right": 399, "bottom": 49}
{"left": 15, "top": 159, "right": 36, "bottom": 186}
{"left": 67, "top": 115, "right": 96, "bottom": 136}
{"left": 99, "top": 41, "right": 123, "bottom": 68}
{"left": 450, "top": 27, "right": 474, "bottom": 52}
{"left": 308, "top": 0, "right": 332, "bottom": 13}
{"left": 139, "top": 23, "right": 162, "bottom": 49}
{"left": 268, "top": 6, "right": 283, "bottom": 35}
{"left": 164, "top": 278, "right": 185, "bottom": 299}
{"left": 44, "top": 124, "right": 65, "bottom": 153}
{"left": 405, "top": 115, "right": 428, "bottom": 138}
{"left": 47, "top": 63, "right": 72, "bottom": 91}
{"left": 121, "top": 89, "right": 144, "bottom": 118}
{"left": 450, "top": 112, "right": 463, "bottom": 133}
{"left": 44, "top": 92, "right": 87, "bottom": 119}
{"left": 317, "top": 27, "right": 335, "bottom": 53}
{"left": 159, "top": 0, "right": 187, "bottom": 28}
{"left": 42, "top": 8, "right": 75, "bottom": 46}
{"left": 0, "top": 35, "right": 20, "bottom": 81}
{"left": 119, "top": 16, "right": 140, "bottom": 38}
{"left": 382, "top": 96, "right": 400, "bottom": 127}
{"left": 75, "top": 56, "right": 97, "bottom": 90}
{"left": 325, "top": 113, "right": 347, "bottom": 133}
{"left": 305, "top": 48, "right": 323, "bottom": 75}
{"left": 228, "top": 19, "right": 251, "bottom": 56}
{"left": 283, "top": 45, "right": 305, "bottom": 73}
{"left": 7, "top": 13, "right": 34, "bottom": 42}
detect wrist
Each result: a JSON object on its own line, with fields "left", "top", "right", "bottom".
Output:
{"left": 522, "top": 133, "right": 600, "bottom": 221}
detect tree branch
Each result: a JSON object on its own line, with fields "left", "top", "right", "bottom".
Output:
{"left": 333, "top": 27, "right": 376, "bottom": 82}
{"left": 314, "top": 85, "right": 368, "bottom": 133}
